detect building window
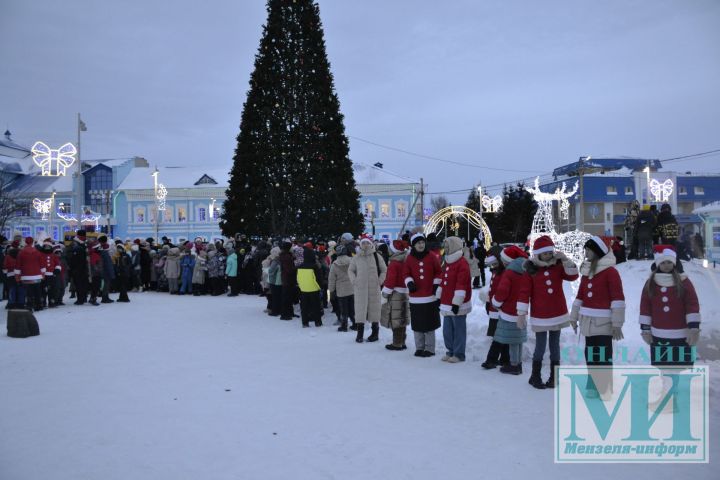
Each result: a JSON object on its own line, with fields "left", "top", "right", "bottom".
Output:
{"left": 51, "top": 226, "right": 60, "bottom": 241}
{"left": 396, "top": 202, "right": 407, "bottom": 219}
{"left": 164, "top": 207, "right": 173, "bottom": 223}
{"left": 177, "top": 206, "right": 187, "bottom": 223}
{"left": 380, "top": 202, "right": 390, "bottom": 218}
{"left": 606, "top": 186, "right": 617, "bottom": 195}
{"left": 624, "top": 186, "right": 633, "bottom": 195}
{"left": 198, "top": 207, "right": 207, "bottom": 222}
{"left": 713, "top": 226, "right": 720, "bottom": 248}
{"left": 679, "top": 186, "right": 687, "bottom": 195}
{"left": 694, "top": 186, "right": 705, "bottom": 195}
{"left": 20, "top": 226, "right": 31, "bottom": 238}
{"left": 35, "top": 226, "right": 46, "bottom": 238}
{"left": 135, "top": 207, "right": 145, "bottom": 223}
{"left": 212, "top": 207, "right": 221, "bottom": 220}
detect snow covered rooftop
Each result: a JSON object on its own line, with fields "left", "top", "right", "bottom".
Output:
{"left": 5, "top": 170, "right": 74, "bottom": 193}
{"left": 116, "top": 166, "right": 230, "bottom": 191}
{"left": 693, "top": 201, "right": 720, "bottom": 215}
{"left": 352, "top": 162, "right": 419, "bottom": 185}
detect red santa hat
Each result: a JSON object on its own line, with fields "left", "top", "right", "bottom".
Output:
{"left": 584, "top": 235, "right": 609, "bottom": 258}
{"left": 653, "top": 244, "right": 677, "bottom": 266}
{"left": 303, "top": 241, "right": 314, "bottom": 249}
{"left": 501, "top": 245, "right": 528, "bottom": 264}
{"left": 359, "top": 234, "right": 373, "bottom": 245}
{"left": 25, "top": 236, "right": 34, "bottom": 245}
{"left": 532, "top": 235, "right": 555, "bottom": 255}
{"left": 389, "top": 239, "right": 409, "bottom": 254}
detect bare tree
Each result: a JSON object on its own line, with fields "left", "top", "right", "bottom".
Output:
{"left": 0, "top": 174, "right": 25, "bottom": 237}
{"left": 430, "top": 195, "right": 449, "bottom": 212}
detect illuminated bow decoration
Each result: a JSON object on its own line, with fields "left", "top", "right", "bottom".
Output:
{"left": 31, "top": 142, "right": 77, "bottom": 176}
{"left": 649, "top": 179, "right": 673, "bottom": 202}
{"left": 482, "top": 195, "right": 503, "bottom": 212}
{"left": 32, "top": 198, "right": 53, "bottom": 220}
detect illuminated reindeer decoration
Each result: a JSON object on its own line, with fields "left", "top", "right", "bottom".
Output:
{"left": 525, "top": 178, "right": 591, "bottom": 266}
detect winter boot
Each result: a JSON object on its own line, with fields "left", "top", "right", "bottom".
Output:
{"left": 499, "top": 343, "right": 511, "bottom": 368}
{"left": 500, "top": 363, "right": 523, "bottom": 375}
{"left": 545, "top": 361, "right": 559, "bottom": 389}
{"left": 385, "top": 328, "right": 407, "bottom": 350}
{"left": 528, "top": 361, "right": 546, "bottom": 389}
{"left": 338, "top": 319, "right": 348, "bottom": 332}
{"left": 355, "top": 323, "right": 365, "bottom": 343}
{"left": 366, "top": 322, "right": 379, "bottom": 342}
{"left": 481, "top": 341, "right": 501, "bottom": 369}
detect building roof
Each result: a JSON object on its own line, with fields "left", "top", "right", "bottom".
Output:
{"left": 693, "top": 201, "right": 720, "bottom": 215}
{"left": 553, "top": 157, "right": 662, "bottom": 177}
{"left": 116, "top": 166, "right": 229, "bottom": 191}
{"left": 0, "top": 130, "right": 31, "bottom": 157}
{"left": 4, "top": 170, "right": 74, "bottom": 194}
{"left": 352, "top": 162, "right": 419, "bottom": 185}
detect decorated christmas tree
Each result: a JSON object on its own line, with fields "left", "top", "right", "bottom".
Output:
{"left": 222, "top": 0, "right": 364, "bottom": 239}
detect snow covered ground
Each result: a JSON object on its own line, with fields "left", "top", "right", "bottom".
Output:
{"left": 1, "top": 259, "right": 717, "bottom": 479}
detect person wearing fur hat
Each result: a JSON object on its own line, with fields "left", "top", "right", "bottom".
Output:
{"left": 68, "top": 230, "right": 90, "bottom": 305}
{"left": 403, "top": 232, "right": 442, "bottom": 357}
{"left": 87, "top": 240, "right": 102, "bottom": 306}
{"left": 179, "top": 247, "right": 195, "bottom": 295}
{"left": 380, "top": 239, "right": 411, "bottom": 350}
{"left": 491, "top": 245, "right": 531, "bottom": 374}
{"left": 97, "top": 239, "right": 116, "bottom": 303}
{"left": 523, "top": 235, "right": 579, "bottom": 389}
{"left": 225, "top": 247, "right": 239, "bottom": 296}
{"left": 570, "top": 235, "right": 626, "bottom": 399}
{"left": 192, "top": 250, "right": 208, "bottom": 296}
{"left": 265, "top": 247, "right": 282, "bottom": 315}
{"left": 479, "top": 245, "right": 510, "bottom": 369}
{"left": 164, "top": 247, "right": 181, "bottom": 294}
{"left": 437, "top": 236, "right": 472, "bottom": 363}
{"left": 328, "top": 245, "right": 355, "bottom": 331}
{"left": 640, "top": 246, "right": 700, "bottom": 400}
{"left": 348, "top": 234, "right": 387, "bottom": 342}
{"left": 278, "top": 241, "right": 297, "bottom": 320}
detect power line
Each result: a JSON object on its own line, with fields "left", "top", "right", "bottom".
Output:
{"left": 661, "top": 149, "right": 720, "bottom": 164}
{"left": 349, "top": 135, "right": 546, "bottom": 173}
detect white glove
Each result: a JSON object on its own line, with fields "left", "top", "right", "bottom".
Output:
{"left": 641, "top": 331, "right": 653, "bottom": 345}
{"left": 612, "top": 326, "right": 624, "bottom": 341}
{"left": 516, "top": 315, "right": 527, "bottom": 330}
{"left": 686, "top": 328, "right": 700, "bottom": 346}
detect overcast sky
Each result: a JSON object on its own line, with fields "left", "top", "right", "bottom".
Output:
{"left": 2, "top": 0, "right": 719, "bottom": 200}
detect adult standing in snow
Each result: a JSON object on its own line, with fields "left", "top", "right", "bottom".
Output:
{"left": 473, "top": 235, "right": 487, "bottom": 288}
{"left": 635, "top": 206, "right": 656, "bottom": 260}
{"left": 113, "top": 244, "right": 131, "bottom": 302}
{"left": 348, "top": 234, "right": 387, "bottom": 343}
{"left": 98, "top": 237, "right": 116, "bottom": 303}
{"left": 16, "top": 237, "right": 45, "bottom": 310}
{"left": 226, "top": 247, "right": 239, "bottom": 296}
{"left": 570, "top": 236, "right": 626, "bottom": 399}
{"left": 380, "top": 239, "right": 410, "bottom": 350}
{"left": 164, "top": 247, "right": 181, "bottom": 294}
{"left": 328, "top": 245, "right": 355, "bottom": 331}
{"left": 179, "top": 245, "right": 195, "bottom": 295}
{"left": 192, "top": 250, "right": 208, "bottom": 296}
{"left": 491, "top": 245, "right": 530, "bottom": 375}
{"left": 403, "top": 232, "right": 442, "bottom": 357}
{"left": 522, "top": 236, "right": 578, "bottom": 389}
{"left": 437, "top": 236, "right": 472, "bottom": 363}
{"left": 656, "top": 203, "right": 679, "bottom": 247}
{"left": 279, "top": 241, "right": 297, "bottom": 320}
{"left": 296, "top": 247, "right": 323, "bottom": 327}
{"left": 68, "top": 229, "right": 90, "bottom": 305}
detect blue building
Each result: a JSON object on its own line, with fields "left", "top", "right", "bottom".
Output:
{"left": 539, "top": 157, "right": 720, "bottom": 238}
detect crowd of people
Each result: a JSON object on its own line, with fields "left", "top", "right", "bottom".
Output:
{"left": 1, "top": 226, "right": 703, "bottom": 398}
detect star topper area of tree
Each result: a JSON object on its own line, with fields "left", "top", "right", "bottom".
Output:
{"left": 222, "top": 0, "right": 364, "bottom": 239}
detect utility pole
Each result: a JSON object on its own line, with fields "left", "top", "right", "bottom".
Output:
{"left": 577, "top": 156, "right": 588, "bottom": 231}
{"left": 419, "top": 177, "right": 425, "bottom": 227}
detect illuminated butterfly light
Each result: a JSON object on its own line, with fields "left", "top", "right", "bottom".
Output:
{"left": 32, "top": 198, "right": 53, "bottom": 220}
{"left": 56, "top": 212, "right": 101, "bottom": 228}
{"left": 156, "top": 184, "right": 168, "bottom": 211}
{"left": 482, "top": 195, "right": 503, "bottom": 213}
{"left": 649, "top": 178, "right": 673, "bottom": 203}
{"left": 31, "top": 142, "right": 77, "bottom": 176}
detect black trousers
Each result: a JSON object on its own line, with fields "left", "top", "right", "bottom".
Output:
{"left": 73, "top": 273, "right": 89, "bottom": 304}
{"left": 651, "top": 336, "right": 694, "bottom": 367}
{"left": 337, "top": 295, "right": 355, "bottom": 325}
{"left": 584, "top": 335, "right": 613, "bottom": 394}
{"left": 300, "top": 291, "right": 322, "bottom": 326}
{"left": 280, "top": 285, "right": 295, "bottom": 319}
{"left": 270, "top": 285, "right": 282, "bottom": 315}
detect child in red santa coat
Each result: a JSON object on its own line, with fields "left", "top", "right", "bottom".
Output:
{"left": 479, "top": 245, "right": 510, "bottom": 369}
{"left": 523, "top": 235, "right": 579, "bottom": 389}
{"left": 491, "top": 245, "right": 531, "bottom": 375}
{"left": 403, "top": 233, "right": 442, "bottom": 357}
{"left": 570, "top": 236, "right": 625, "bottom": 399}
{"left": 640, "top": 245, "right": 700, "bottom": 371}
{"left": 436, "top": 236, "right": 472, "bottom": 362}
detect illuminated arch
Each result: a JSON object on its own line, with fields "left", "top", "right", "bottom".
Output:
{"left": 424, "top": 205, "right": 492, "bottom": 250}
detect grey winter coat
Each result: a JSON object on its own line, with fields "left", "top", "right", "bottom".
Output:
{"left": 163, "top": 248, "right": 181, "bottom": 279}
{"left": 328, "top": 255, "right": 354, "bottom": 298}
{"left": 192, "top": 255, "right": 207, "bottom": 284}
{"left": 348, "top": 245, "right": 387, "bottom": 324}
